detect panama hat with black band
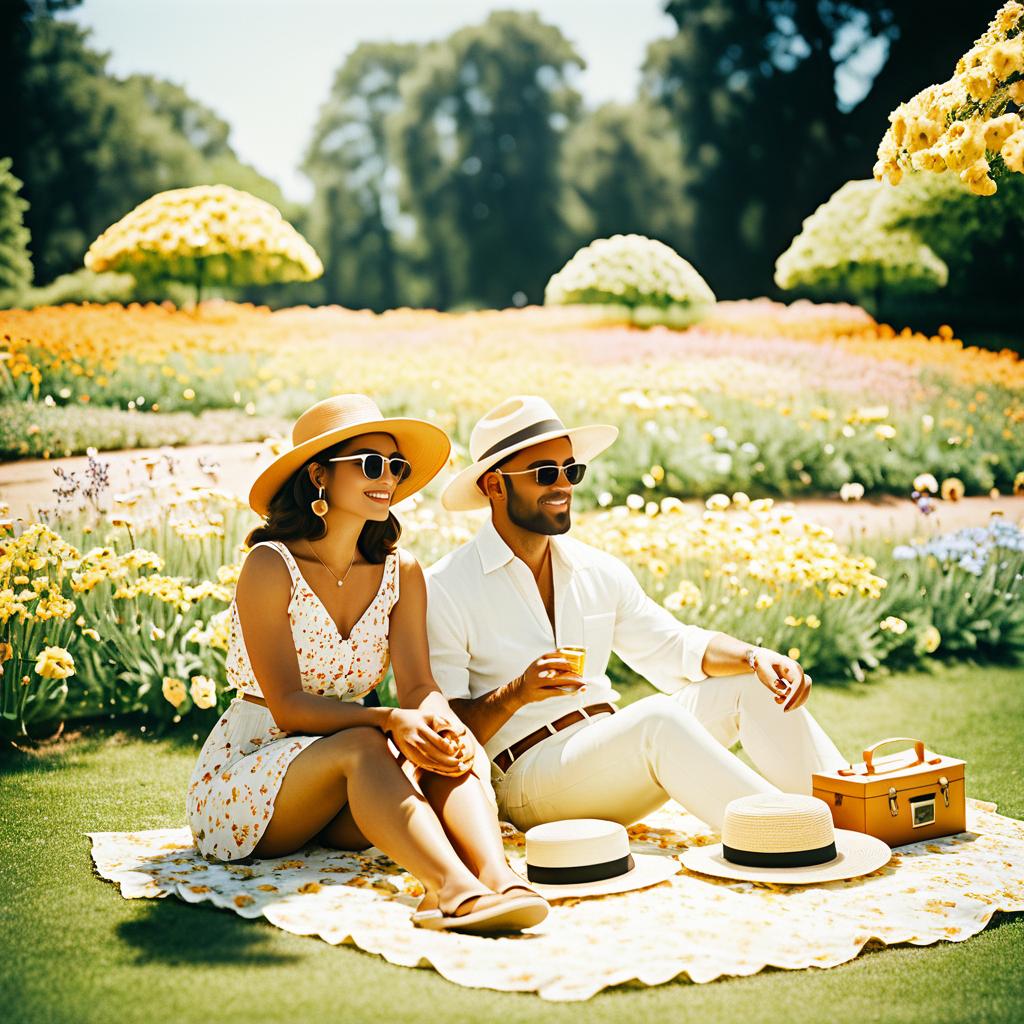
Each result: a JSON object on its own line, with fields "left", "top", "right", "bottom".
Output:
{"left": 441, "top": 395, "right": 619, "bottom": 512}
{"left": 508, "top": 818, "right": 681, "bottom": 900}
{"left": 681, "top": 793, "right": 892, "bottom": 884}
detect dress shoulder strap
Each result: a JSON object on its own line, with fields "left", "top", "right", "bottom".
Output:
{"left": 388, "top": 549, "right": 402, "bottom": 606}
{"left": 247, "top": 540, "right": 303, "bottom": 591}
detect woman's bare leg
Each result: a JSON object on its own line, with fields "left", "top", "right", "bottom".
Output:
{"left": 413, "top": 739, "right": 533, "bottom": 897}
{"left": 251, "top": 727, "right": 498, "bottom": 914}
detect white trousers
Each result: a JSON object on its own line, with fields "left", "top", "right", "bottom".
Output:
{"left": 492, "top": 671, "right": 848, "bottom": 833}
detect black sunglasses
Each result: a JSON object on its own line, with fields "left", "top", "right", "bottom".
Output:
{"left": 328, "top": 453, "right": 412, "bottom": 481}
{"left": 496, "top": 461, "right": 587, "bottom": 486}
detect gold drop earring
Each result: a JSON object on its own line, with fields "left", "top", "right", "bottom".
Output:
{"left": 311, "top": 485, "right": 328, "bottom": 518}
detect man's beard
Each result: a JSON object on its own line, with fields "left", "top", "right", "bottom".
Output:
{"left": 506, "top": 478, "right": 571, "bottom": 535}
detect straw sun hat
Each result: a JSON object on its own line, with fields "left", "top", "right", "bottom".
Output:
{"left": 248, "top": 394, "right": 451, "bottom": 518}
{"left": 441, "top": 395, "right": 619, "bottom": 512}
{"left": 681, "top": 793, "right": 892, "bottom": 884}
{"left": 508, "top": 818, "right": 681, "bottom": 900}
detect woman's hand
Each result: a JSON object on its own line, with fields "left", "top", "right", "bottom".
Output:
{"left": 748, "top": 647, "right": 812, "bottom": 713}
{"left": 383, "top": 708, "right": 471, "bottom": 776}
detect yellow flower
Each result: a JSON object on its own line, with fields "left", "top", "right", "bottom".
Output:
{"left": 35, "top": 645, "right": 75, "bottom": 680}
{"left": 913, "top": 473, "right": 939, "bottom": 493}
{"left": 960, "top": 158, "right": 996, "bottom": 196}
{"left": 880, "top": 616, "right": 908, "bottom": 635}
{"left": 1003, "top": 130, "right": 1024, "bottom": 173}
{"left": 81, "top": 627, "right": 100, "bottom": 642}
{"left": 940, "top": 477, "right": 965, "bottom": 502}
{"left": 874, "top": 424, "right": 897, "bottom": 441}
{"left": 787, "top": 648, "right": 800, "bottom": 660}
{"left": 162, "top": 676, "right": 187, "bottom": 708}
{"left": 755, "top": 594, "right": 774, "bottom": 610}
{"left": 0, "top": 642, "right": 12, "bottom": 663}
{"left": 922, "top": 626, "right": 941, "bottom": 653}
{"left": 705, "top": 493, "right": 730, "bottom": 511}
{"left": 189, "top": 675, "right": 217, "bottom": 710}
{"left": 806, "top": 614, "right": 821, "bottom": 629}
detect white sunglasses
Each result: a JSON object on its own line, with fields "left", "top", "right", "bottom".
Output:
{"left": 328, "top": 453, "right": 412, "bottom": 481}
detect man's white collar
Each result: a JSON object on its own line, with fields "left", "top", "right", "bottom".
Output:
{"left": 475, "top": 518, "right": 574, "bottom": 576}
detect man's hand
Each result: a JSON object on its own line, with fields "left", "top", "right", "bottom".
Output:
{"left": 748, "top": 647, "right": 812, "bottom": 713}
{"left": 509, "top": 652, "right": 585, "bottom": 706}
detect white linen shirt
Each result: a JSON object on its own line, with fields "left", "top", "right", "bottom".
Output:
{"left": 424, "top": 519, "right": 721, "bottom": 760}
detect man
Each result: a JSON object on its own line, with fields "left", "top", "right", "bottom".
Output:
{"left": 425, "top": 396, "right": 849, "bottom": 833}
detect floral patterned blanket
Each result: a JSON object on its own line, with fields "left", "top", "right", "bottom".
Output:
{"left": 87, "top": 797, "right": 1024, "bottom": 1001}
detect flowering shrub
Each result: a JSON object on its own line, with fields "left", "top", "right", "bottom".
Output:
{"left": 85, "top": 185, "right": 323, "bottom": 298}
{"left": 544, "top": 234, "right": 716, "bottom": 327}
{"left": 775, "top": 180, "right": 949, "bottom": 302}
{"left": 874, "top": 2, "right": 1024, "bottom": 196}
{"left": 873, "top": 519, "right": 1024, "bottom": 667}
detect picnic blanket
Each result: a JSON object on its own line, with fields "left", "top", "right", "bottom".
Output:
{"left": 87, "top": 796, "right": 1024, "bottom": 1001}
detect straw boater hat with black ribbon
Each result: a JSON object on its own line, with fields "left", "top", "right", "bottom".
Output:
{"left": 441, "top": 396, "right": 619, "bottom": 512}
{"left": 508, "top": 818, "right": 680, "bottom": 900}
{"left": 681, "top": 793, "right": 892, "bottom": 884}
{"left": 248, "top": 394, "right": 451, "bottom": 518}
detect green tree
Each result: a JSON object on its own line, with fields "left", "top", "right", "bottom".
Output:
{"left": 560, "top": 101, "right": 693, "bottom": 252}
{"left": 1, "top": 6, "right": 298, "bottom": 287}
{"left": 303, "top": 42, "right": 422, "bottom": 311}
{"left": 391, "top": 10, "right": 584, "bottom": 308}
{"left": 644, "top": 1, "right": 995, "bottom": 300}
{"left": 0, "top": 156, "right": 33, "bottom": 300}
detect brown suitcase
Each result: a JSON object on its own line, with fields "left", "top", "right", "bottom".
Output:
{"left": 812, "top": 737, "right": 966, "bottom": 848}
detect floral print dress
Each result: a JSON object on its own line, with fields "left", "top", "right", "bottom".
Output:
{"left": 186, "top": 540, "right": 399, "bottom": 862}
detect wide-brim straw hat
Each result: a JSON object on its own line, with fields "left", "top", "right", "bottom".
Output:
{"left": 508, "top": 818, "right": 680, "bottom": 900}
{"left": 441, "top": 395, "right": 618, "bottom": 512}
{"left": 248, "top": 394, "right": 451, "bottom": 518}
{"left": 681, "top": 793, "right": 892, "bottom": 884}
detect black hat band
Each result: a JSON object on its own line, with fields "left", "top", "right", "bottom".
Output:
{"left": 526, "top": 853, "right": 634, "bottom": 885}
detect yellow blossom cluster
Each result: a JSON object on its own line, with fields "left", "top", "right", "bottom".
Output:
{"left": 573, "top": 492, "right": 888, "bottom": 609}
{"left": 85, "top": 185, "right": 323, "bottom": 286}
{"left": 874, "top": 2, "right": 1024, "bottom": 195}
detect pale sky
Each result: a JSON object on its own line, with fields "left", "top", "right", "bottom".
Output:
{"left": 62, "top": 0, "right": 680, "bottom": 202}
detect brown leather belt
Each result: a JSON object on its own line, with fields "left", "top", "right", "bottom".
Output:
{"left": 240, "top": 693, "right": 268, "bottom": 708}
{"left": 492, "top": 702, "right": 616, "bottom": 773}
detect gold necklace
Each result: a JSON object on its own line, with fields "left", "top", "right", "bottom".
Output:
{"left": 306, "top": 538, "right": 358, "bottom": 588}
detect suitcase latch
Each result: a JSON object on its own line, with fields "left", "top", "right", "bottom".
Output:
{"left": 834, "top": 792, "right": 843, "bottom": 806}
{"left": 939, "top": 775, "right": 950, "bottom": 808}
{"left": 888, "top": 786, "right": 899, "bottom": 817}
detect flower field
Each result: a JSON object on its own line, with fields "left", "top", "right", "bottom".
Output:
{"left": 2, "top": 299, "right": 1022, "bottom": 505}
{"left": 2, "top": 447, "right": 1022, "bottom": 739}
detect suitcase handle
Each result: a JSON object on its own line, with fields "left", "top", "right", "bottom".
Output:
{"left": 861, "top": 737, "right": 940, "bottom": 775}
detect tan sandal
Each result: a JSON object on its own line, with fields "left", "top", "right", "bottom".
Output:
{"left": 411, "top": 888, "right": 548, "bottom": 934}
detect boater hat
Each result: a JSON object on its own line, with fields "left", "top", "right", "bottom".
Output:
{"left": 508, "top": 818, "right": 680, "bottom": 900}
{"left": 681, "top": 793, "right": 892, "bottom": 884}
{"left": 248, "top": 394, "right": 451, "bottom": 518}
{"left": 441, "top": 396, "right": 618, "bottom": 512}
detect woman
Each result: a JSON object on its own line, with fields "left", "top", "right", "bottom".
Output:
{"left": 186, "top": 393, "right": 548, "bottom": 934}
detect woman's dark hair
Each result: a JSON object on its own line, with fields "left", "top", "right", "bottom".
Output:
{"left": 245, "top": 438, "right": 401, "bottom": 563}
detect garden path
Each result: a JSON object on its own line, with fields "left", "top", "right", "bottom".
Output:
{"left": 1, "top": 441, "right": 1021, "bottom": 542}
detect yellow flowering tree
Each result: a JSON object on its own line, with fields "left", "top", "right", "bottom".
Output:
{"left": 84, "top": 185, "right": 323, "bottom": 304}
{"left": 544, "top": 234, "right": 716, "bottom": 328}
{"left": 874, "top": 2, "right": 1024, "bottom": 197}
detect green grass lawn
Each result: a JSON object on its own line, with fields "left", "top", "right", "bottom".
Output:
{"left": 2, "top": 664, "right": 1023, "bottom": 1024}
